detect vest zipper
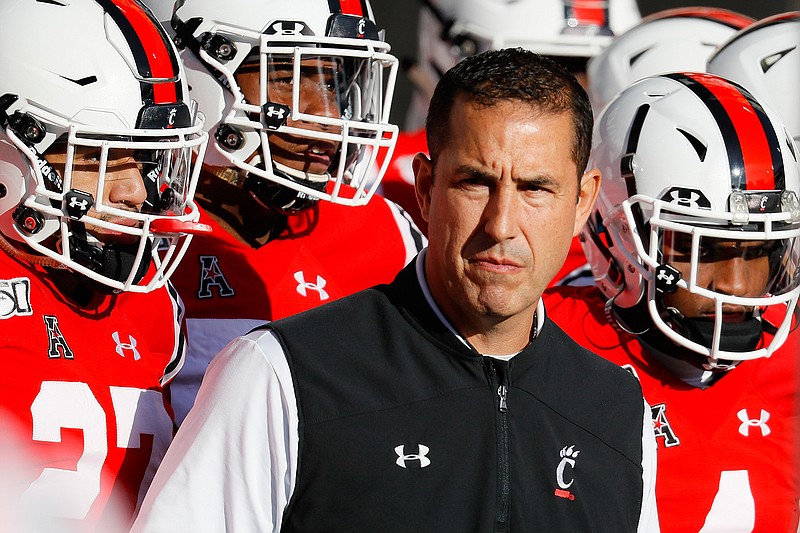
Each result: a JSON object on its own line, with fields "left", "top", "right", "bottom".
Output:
{"left": 489, "top": 360, "right": 511, "bottom": 532}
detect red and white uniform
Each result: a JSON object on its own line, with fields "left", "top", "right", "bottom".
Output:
{"left": 0, "top": 251, "right": 185, "bottom": 532}
{"left": 544, "top": 285, "right": 800, "bottom": 532}
{"left": 169, "top": 191, "right": 425, "bottom": 424}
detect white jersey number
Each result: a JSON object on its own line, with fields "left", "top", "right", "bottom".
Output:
{"left": 25, "top": 381, "right": 171, "bottom": 520}
{"left": 699, "top": 470, "right": 755, "bottom": 532}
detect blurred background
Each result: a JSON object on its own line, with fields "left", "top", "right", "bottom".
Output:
{"left": 370, "top": 0, "right": 800, "bottom": 126}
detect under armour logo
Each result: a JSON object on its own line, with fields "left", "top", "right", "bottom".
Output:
{"left": 556, "top": 445, "right": 580, "bottom": 490}
{"left": 657, "top": 270, "right": 674, "bottom": 284}
{"left": 662, "top": 187, "right": 711, "bottom": 210}
{"left": 64, "top": 190, "right": 94, "bottom": 219}
{"left": 112, "top": 331, "right": 141, "bottom": 361}
{"left": 655, "top": 264, "right": 682, "bottom": 294}
{"left": 267, "top": 21, "right": 310, "bottom": 36}
{"left": 262, "top": 103, "right": 290, "bottom": 130}
{"left": 265, "top": 106, "right": 286, "bottom": 120}
{"left": 670, "top": 190, "right": 702, "bottom": 208}
{"left": 395, "top": 444, "right": 431, "bottom": 468}
{"left": 69, "top": 197, "right": 88, "bottom": 210}
{"left": 737, "top": 408, "right": 770, "bottom": 437}
{"left": 294, "top": 271, "right": 329, "bottom": 301}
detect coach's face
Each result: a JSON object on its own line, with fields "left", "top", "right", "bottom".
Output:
{"left": 414, "top": 96, "right": 599, "bottom": 352}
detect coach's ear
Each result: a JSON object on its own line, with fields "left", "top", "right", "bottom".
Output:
{"left": 413, "top": 152, "right": 433, "bottom": 223}
{"left": 574, "top": 168, "right": 601, "bottom": 237}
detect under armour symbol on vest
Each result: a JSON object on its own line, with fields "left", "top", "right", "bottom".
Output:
{"left": 294, "top": 271, "right": 329, "bottom": 300}
{"left": 112, "top": 331, "right": 141, "bottom": 361}
{"left": 737, "top": 408, "right": 770, "bottom": 437}
{"left": 395, "top": 444, "right": 431, "bottom": 468}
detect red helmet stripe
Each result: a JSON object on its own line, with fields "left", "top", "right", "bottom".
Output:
{"left": 644, "top": 7, "right": 753, "bottom": 29}
{"left": 565, "top": 1, "right": 609, "bottom": 27}
{"left": 333, "top": 0, "right": 365, "bottom": 17}
{"left": 95, "top": 0, "right": 180, "bottom": 105}
{"left": 672, "top": 72, "right": 782, "bottom": 191}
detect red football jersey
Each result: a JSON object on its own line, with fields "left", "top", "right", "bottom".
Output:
{"left": 168, "top": 189, "right": 425, "bottom": 424}
{"left": 0, "top": 251, "right": 185, "bottom": 531}
{"left": 544, "top": 285, "right": 800, "bottom": 532}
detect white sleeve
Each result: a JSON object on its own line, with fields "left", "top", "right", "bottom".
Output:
{"left": 131, "top": 329, "right": 298, "bottom": 533}
{"left": 638, "top": 399, "right": 661, "bottom": 533}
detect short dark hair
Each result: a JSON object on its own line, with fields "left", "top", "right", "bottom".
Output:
{"left": 425, "top": 48, "right": 593, "bottom": 178}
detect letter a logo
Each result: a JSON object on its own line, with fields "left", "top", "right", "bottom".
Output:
{"left": 44, "top": 315, "right": 74, "bottom": 359}
{"left": 197, "top": 256, "right": 235, "bottom": 299}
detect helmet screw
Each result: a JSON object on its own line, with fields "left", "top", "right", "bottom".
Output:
{"left": 214, "top": 124, "right": 244, "bottom": 150}
{"left": 224, "top": 133, "right": 238, "bottom": 147}
{"left": 216, "top": 43, "right": 233, "bottom": 58}
{"left": 25, "top": 124, "right": 41, "bottom": 141}
{"left": 0, "top": 184, "right": 6, "bottom": 198}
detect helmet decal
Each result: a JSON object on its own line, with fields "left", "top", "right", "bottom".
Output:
{"left": 327, "top": 0, "right": 367, "bottom": 17}
{"left": 665, "top": 73, "right": 784, "bottom": 191}
{"left": 95, "top": 0, "right": 182, "bottom": 105}
{"left": 564, "top": 0, "right": 610, "bottom": 30}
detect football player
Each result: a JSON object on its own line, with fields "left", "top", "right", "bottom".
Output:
{"left": 545, "top": 72, "right": 800, "bottom": 532}
{"left": 142, "top": 0, "right": 426, "bottom": 425}
{"left": 0, "top": 0, "right": 208, "bottom": 530}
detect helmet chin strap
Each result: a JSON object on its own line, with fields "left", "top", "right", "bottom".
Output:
{"left": 244, "top": 160, "right": 329, "bottom": 214}
{"left": 664, "top": 306, "right": 763, "bottom": 358}
{"left": 609, "top": 290, "right": 763, "bottom": 383}
{"left": 68, "top": 221, "right": 151, "bottom": 289}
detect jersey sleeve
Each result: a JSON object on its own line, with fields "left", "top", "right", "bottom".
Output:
{"left": 131, "top": 329, "right": 298, "bottom": 533}
{"left": 381, "top": 196, "right": 428, "bottom": 265}
{"left": 638, "top": 399, "right": 661, "bottom": 533}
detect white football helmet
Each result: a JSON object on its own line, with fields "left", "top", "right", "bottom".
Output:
{"left": 586, "top": 7, "right": 753, "bottom": 114}
{"left": 406, "top": 0, "right": 641, "bottom": 130}
{"left": 708, "top": 12, "right": 800, "bottom": 144}
{"left": 583, "top": 73, "right": 800, "bottom": 370}
{"left": 144, "top": 0, "right": 399, "bottom": 211}
{"left": 0, "top": 0, "right": 208, "bottom": 293}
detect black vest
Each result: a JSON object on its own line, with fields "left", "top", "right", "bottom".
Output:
{"left": 271, "top": 261, "right": 645, "bottom": 532}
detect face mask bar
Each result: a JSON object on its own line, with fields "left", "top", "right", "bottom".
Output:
{"left": 608, "top": 193, "right": 800, "bottom": 364}
{"left": 198, "top": 24, "right": 399, "bottom": 206}
{"left": 10, "top": 120, "right": 208, "bottom": 292}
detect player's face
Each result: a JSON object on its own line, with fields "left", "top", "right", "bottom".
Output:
{"left": 660, "top": 232, "right": 773, "bottom": 319}
{"left": 47, "top": 145, "right": 147, "bottom": 244}
{"left": 414, "top": 97, "right": 599, "bottom": 351}
{"left": 236, "top": 56, "right": 344, "bottom": 176}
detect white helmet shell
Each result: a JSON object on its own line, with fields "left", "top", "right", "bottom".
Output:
{"left": 406, "top": 0, "right": 641, "bottom": 130}
{"left": 143, "top": 0, "right": 400, "bottom": 208}
{"left": 583, "top": 72, "right": 800, "bottom": 366}
{"left": 708, "top": 12, "right": 800, "bottom": 145}
{"left": 0, "top": 0, "right": 208, "bottom": 292}
{"left": 586, "top": 7, "right": 754, "bottom": 114}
